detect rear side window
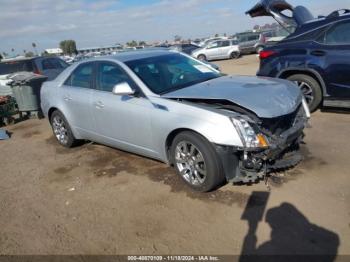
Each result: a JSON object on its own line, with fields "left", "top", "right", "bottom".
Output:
{"left": 325, "top": 21, "right": 350, "bottom": 44}
{"left": 248, "top": 35, "right": 259, "bottom": 41}
{"left": 219, "top": 40, "right": 230, "bottom": 47}
{"left": 65, "top": 63, "right": 94, "bottom": 89}
{"left": 41, "top": 58, "right": 68, "bottom": 70}
{"left": 0, "top": 60, "right": 34, "bottom": 75}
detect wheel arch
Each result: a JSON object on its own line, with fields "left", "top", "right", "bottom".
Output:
{"left": 197, "top": 54, "right": 207, "bottom": 60}
{"left": 48, "top": 107, "right": 59, "bottom": 120}
{"left": 277, "top": 68, "right": 327, "bottom": 96}
{"left": 165, "top": 128, "right": 210, "bottom": 164}
{"left": 47, "top": 107, "right": 82, "bottom": 139}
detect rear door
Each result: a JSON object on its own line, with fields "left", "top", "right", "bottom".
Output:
{"left": 90, "top": 61, "right": 156, "bottom": 156}
{"left": 238, "top": 35, "right": 251, "bottom": 54}
{"left": 60, "top": 62, "right": 95, "bottom": 137}
{"left": 320, "top": 20, "right": 350, "bottom": 100}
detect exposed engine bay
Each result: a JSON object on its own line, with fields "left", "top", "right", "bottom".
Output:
{"left": 175, "top": 98, "right": 310, "bottom": 184}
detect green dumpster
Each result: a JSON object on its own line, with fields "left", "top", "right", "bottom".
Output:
{"left": 8, "top": 72, "right": 47, "bottom": 112}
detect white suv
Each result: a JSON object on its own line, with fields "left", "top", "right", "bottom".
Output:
{"left": 192, "top": 40, "right": 240, "bottom": 61}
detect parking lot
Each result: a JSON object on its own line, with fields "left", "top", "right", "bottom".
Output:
{"left": 1, "top": 55, "right": 349, "bottom": 256}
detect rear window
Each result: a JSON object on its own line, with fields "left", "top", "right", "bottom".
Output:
{"left": 0, "top": 60, "right": 34, "bottom": 75}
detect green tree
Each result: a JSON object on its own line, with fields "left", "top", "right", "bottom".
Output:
{"left": 215, "top": 33, "right": 219, "bottom": 37}
{"left": 174, "top": 35, "right": 182, "bottom": 42}
{"left": 126, "top": 40, "right": 138, "bottom": 47}
{"left": 25, "top": 51, "right": 35, "bottom": 57}
{"left": 59, "top": 40, "right": 77, "bottom": 55}
{"left": 41, "top": 50, "right": 50, "bottom": 57}
{"left": 138, "top": 41, "right": 146, "bottom": 46}
{"left": 32, "top": 42, "right": 38, "bottom": 55}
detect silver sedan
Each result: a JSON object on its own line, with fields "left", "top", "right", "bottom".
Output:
{"left": 41, "top": 50, "right": 309, "bottom": 192}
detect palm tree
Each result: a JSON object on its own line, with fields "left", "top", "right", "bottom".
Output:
{"left": 32, "top": 42, "right": 38, "bottom": 56}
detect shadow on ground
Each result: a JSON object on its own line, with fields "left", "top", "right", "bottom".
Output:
{"left": 239, "top": 191, "right": 340, "bottom": 262}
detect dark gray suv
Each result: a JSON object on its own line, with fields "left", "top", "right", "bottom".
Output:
{"left": 0, "top": 56, "right": 69, "bottom": 81}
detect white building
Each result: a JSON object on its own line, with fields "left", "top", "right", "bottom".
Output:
{"left": 45, "top": 48, "right": 63, "bottom": 55}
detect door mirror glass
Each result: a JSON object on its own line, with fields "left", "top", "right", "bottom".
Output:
{"left": 112, "top": 82, "right": 135, "bottom": 96}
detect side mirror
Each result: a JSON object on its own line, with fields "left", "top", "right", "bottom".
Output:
{"left": 112, "top": 82, "right": 135, "bottom": 96}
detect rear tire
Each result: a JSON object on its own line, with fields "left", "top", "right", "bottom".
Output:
{"left": 50, "top": 110, "right": 78, "bottom": 148}
{"left": 287, "top": 74, "right": 322, "bottom": 112}
{"left": 171, "top": 131, "right": 225, "bottom": 192}
{"left": 197, "top": 54, "right": 207, "bottom": 61}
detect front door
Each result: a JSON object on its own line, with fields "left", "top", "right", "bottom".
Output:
{"left": 204, "top": 41, "right": 221, "bottom": 60}
{"left": 321, "top": 20, "right": 350, "bottom": 100}
{"left": 91, "top": 61, "right": 157, "bottom": 157}
{"left": 216, "top": 40, "right": 231, "bottom": 58}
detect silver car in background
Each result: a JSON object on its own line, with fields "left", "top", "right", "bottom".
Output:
{"left": 192, "top": 39, "right": 240, "bottom": 61}
{"left": 41, "top": 50, "right": 309, "bottom": 192}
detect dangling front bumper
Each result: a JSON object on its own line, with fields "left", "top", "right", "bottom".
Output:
{"left": 215, "top": 112, "right": 308, "bottom": 184}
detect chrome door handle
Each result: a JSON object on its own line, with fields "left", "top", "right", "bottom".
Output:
{"left": 94, "top": 101, "right": 105, "bottom": 109}
{"left": 64, "top": 96, "right": 72, "bottom": 101}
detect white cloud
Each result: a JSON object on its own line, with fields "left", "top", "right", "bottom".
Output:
{"left": 0, "top": 0, "right": 348, "bottom": 53}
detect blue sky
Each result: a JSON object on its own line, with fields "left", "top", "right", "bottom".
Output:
{"left": 0, "top": 0, "right": 348, "bottom": 54}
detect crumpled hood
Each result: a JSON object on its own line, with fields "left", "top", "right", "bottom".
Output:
{"left": 162, "top": 75, "right": 302, "bottom": 118}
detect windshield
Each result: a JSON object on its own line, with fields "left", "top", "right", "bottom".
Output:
{"left": 126, "top": 53, "right": 221, "bottom": 94}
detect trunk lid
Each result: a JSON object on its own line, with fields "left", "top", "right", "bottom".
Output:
{"left": 246, "top": 0, "right": 314, "bottom": 27}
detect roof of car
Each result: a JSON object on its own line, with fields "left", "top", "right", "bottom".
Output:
{"left": 0, "top": 56, "right": 62, "bottom": 64}
{"left": 287, "top": 13, "right": 350, "bottom": 40}
{"left": 108, "top": 49, "right": 176, "bottom": 62}
{"left": 70, "top": 49, "right": 176, "bottom": 64}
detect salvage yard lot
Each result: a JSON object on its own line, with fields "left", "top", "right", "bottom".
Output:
{"left": 1, "top": 55, "right": 350, "bottom": 256}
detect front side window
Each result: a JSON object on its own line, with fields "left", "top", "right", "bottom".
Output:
{"left": 126, "top": 53, "right": 221, "bottom": 94}
{"left": 325, "top": 21, "right": 350, "bottom": 44}
{"left": 97, "top": 62, "right": 133, "bottom": 92}
{"left": 207, "top": 41, "right": 219, "bottom": 49}
{"left": 65, "top": 63, "right": 93, "bottom": 88}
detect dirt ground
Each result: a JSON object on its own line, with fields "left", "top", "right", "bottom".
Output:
{"left": 1, "top": 55, "right": 349, "bottom": 257}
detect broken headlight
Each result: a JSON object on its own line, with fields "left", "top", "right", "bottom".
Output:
{"left": 231, "top": 117, "right": 269, "bottom": 149}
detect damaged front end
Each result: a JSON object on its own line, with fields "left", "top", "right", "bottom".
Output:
{"left": 215, "top": 99, "right": 310, "bottom": 184}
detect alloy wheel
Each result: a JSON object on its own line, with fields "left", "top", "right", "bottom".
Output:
{"left": 175, "top": 141, "right": 207, "bottom": 186}
{"left": 296, "top": 81, "right": 314, "bottom": 106}
{"left": 52, "top": 115, "right": 69, "bottom": 145}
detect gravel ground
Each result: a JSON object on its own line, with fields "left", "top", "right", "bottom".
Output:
{"left": 0, "top": 55, "right": 349, "bottom": 257}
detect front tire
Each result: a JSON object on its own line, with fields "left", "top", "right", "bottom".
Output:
{"left": 171, "top": 131, "right": 225, "bottom": 192}
{"left": 230, "top": 52, "right": 240, "bottom": 59}
{"left": 50, "top": 110, "right": 78, "bottom": 148}
{"left": 287, "top": 74, "right": 322, "bottom": 112}
{"left": 197, "top": 54, "right": 207, "bottom": 61}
